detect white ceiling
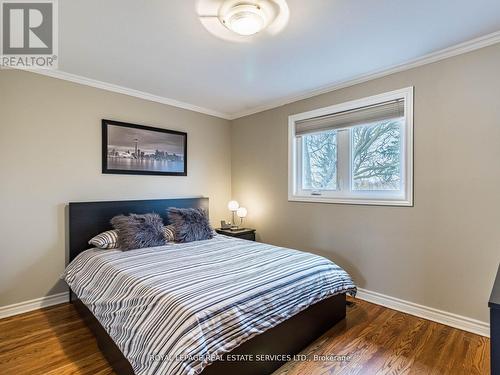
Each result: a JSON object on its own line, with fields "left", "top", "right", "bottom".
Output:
{"left": 58, "top": 0, "right": 500, "bottom": 118}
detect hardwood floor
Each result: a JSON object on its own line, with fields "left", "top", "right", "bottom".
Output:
{"left": 0, "top": 298, "right": 490, "bottom": 375}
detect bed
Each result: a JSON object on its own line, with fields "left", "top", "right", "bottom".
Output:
{"left": 65, "top": 198, "right": 356, "bottom": 375}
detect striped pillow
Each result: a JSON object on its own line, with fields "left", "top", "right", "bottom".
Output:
{"left": 88, "top": 230, "right": 119, "bottom": 249}
{"left": 164, "top": 224, "right": 176, "bottom": 242}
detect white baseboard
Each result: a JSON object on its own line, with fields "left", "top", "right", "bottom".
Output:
{"left": 0, "top": 288, "right": 490, "bottom": 337}
{"left": 0, "top": 292, "right": 69, "bottom": 320}
{"left": 356, "top": 288, "right": 490, "bottom": 337}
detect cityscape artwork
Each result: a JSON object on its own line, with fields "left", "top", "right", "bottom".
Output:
{"left": 102, "top": 120, "right": 187, "bottom": 176}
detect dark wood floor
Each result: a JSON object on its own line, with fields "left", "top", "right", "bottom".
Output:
{"left": 0, "top": 298, "right": 490, "bottom": 375}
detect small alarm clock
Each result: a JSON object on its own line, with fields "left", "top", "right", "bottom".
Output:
{"left": 220, "top": 220, "right": 232, "bottom": 230}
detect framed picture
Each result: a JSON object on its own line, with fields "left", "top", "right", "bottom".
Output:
{"left": 102, "top": 119, "right": 187, "bottom": 176}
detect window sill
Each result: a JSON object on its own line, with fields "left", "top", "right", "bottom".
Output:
{"left": 288, "top": 195, "right": 413, "bottom": 207}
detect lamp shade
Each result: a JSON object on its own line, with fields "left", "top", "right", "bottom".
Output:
{"left": 227, "top": 200, "right": 239, "bottom": 211}
{"left": 236, "top": 207, "right": 248, "bottom": 218}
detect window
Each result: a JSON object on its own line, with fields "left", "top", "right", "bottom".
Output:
{"left": 288, "top": 87, "right": 413, "bottom": 206}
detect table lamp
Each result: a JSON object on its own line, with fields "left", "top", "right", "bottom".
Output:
{"left": 227, "top": 200, "right": 239, "bottom": 228}
{"left": 236, "top": 207, "right": 248, "bottom": 228}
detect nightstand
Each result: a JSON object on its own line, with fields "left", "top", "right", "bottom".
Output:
{"left": 215, "top": 228, "right": 256, "bottom": 241}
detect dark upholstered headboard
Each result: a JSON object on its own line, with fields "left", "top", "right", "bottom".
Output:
{"left": 68, "top": 197, "right": 209, "bottom": 263}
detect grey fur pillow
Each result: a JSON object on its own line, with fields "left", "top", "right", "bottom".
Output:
{"left": 167, "top": 207, "right": 213, "bottom": 243}
{"left": 110, "top": 213, "right": 166, "bottom": 251}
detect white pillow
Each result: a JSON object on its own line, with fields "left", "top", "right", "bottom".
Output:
{"left": 90, "top": 225, "right": 175, "bottom": 249}
{"left": 88, "top": 229, "right": 119, "bottom": 249}
{"left": 164, "top": 224, "right": 176, "bottom": 242}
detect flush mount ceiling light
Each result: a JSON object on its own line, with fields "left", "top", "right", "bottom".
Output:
{"left": 221, "top": 4, "right": 268, "bottom": 36}
{"left": 197, "top": 0, "right": 289, "bottom": 42}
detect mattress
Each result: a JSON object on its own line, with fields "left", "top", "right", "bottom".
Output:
{"left": 62, "top": 234, "right": 356, "bottom": 375}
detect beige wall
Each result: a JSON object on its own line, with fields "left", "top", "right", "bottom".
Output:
{"left": 0, "top": 70, "right": 231, "bottom": 306}
{"left": 2, "top": 44, "right": 500, "bottom": 323}
{"left": 231, "top": 43, "right": 500, "bottom": 322}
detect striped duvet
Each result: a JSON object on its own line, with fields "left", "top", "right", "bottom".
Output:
{"left": 63, "top": 235, "right": 356, "bottom": 375}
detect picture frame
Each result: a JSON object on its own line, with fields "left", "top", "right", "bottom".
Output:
{"left": 102, "top": 119, "right": 187, "bottom": 176}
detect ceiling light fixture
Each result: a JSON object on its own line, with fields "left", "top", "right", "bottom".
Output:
{"left": 197, "top": 0, "right": 289, "bottom": 42}
{"left": 221, "top": 4, "right": 268, "bottom": 36}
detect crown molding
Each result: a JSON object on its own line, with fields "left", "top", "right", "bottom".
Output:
{"left": 26, "top": 69, "right": 233, "bottom": 120}
{"left": 229, "top": 30, "right": 500, "bottom": 119}
{"left": 19, "top": 30, "right": 500, "bottom": 121}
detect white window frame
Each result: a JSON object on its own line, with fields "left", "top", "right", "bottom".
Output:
{"left": 288, "top": 87, "right": 414, "bottom": 206}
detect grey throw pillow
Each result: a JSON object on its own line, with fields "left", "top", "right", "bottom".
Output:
{"left": 110, "top": 213, "right": 166, "bottom": 251}
{"left": 167, "top": 207, "right": 213, "bottom": 243}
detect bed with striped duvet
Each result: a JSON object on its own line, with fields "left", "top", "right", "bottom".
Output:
{"left": 62, "top": 234, "right": 356, "bottom": 375}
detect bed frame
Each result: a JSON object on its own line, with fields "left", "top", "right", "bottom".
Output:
{"left": 68, "top": 197, "right": 347, "bottom": 375}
